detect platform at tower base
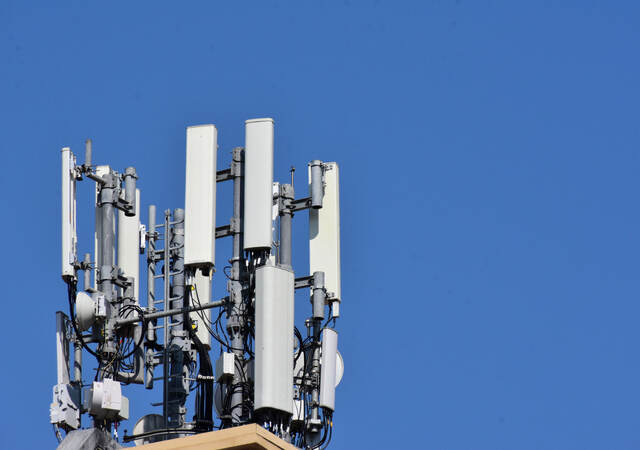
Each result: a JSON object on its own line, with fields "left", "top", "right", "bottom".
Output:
{"left": 136, "top": 424, "right": 297, "bottom": 450}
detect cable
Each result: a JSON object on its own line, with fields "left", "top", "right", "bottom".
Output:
{"left": 184, "top": 286, "right": 214, "bottom": 431}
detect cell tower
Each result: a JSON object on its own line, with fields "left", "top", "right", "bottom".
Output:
{"left": 51, "top": 119, "right": 343, "bottom": 449}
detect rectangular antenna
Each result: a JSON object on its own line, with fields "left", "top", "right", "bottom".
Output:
{"left": 61, "top": 147, "right": 76, "bottom": 280}
{"left": 184, "top": 124, "right": 217, "bottom": 270}
{"left": 55, "top": 311, "right": 70, "bottom": 385}
{"left": 254, "top": 264, "right": 294, "bottom": 414}
{"left": 244, "top": 118, "right": 274, "bottom": 251}
{"left": 309, "top": 162, "right": 341, "bottom": 315}
{"left": 118, "top": 189, "right": 140, "bottom": 303}
{"left": 319, "top": 328, "right": 338, "bottom": 411}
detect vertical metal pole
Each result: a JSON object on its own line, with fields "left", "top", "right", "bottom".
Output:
{"left": 73, "top": 338, "right": 82, "bottom": 429}
{"left": 229, "top": 147, "right": 246, "bottom": 424}
{"left": 231, "top": 148, "right": 245, "bottom": 283}
{"left": 168, "top": 208, "right": 186, "bottom": 429}
{"left": 171, "top": 209, "right": 185, "bottom": 326}
{"left": 308, "top": 272, "right": 325, "bottom": 435}
{"left": 147, "top": 205, "right": 157, "bottom": 342}
{"left": 145, "top": 205, "right": 157, "bottom": 390}
{"left": 162, "top": 209, "right": 171, "bottom": 429}
{"left": 73, "top": 340, "right": 82, "bottom": 383}
{"left": 279, "top": 184, "right": 294, "bottom": 269}
{"left": 99, "top": 173, "right": 117, "bottom": 364}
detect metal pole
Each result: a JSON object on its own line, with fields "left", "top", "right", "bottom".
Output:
{"left": 279, "top": 184, "right": 294, "bottom": 269}
{"left": 308, "top": 271, "right": 325, "bottom": 434}
{"left": 99, "top": 173, "right": 117, "bottom": 363}
{"left": 147, "top": 205, "right": 157, "bottom": 341}
{"left": 162, "top": 209, "right": 171, "bottom": 429}
{"left": 73, "top": 340, "right": 82, "bottom": 383}
{"left": 168, "top": 208, "right": 186, "bottom": 430}
{"left": 145, "top": 205, "right": 157, "bottom": 390}
{"left": 228, "top": 147, "right": 246, "bottom": 424}
{"left": 171, "top": 208, "right": 185, "bottom": 329}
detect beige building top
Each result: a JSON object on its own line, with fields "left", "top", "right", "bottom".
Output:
{"left": 136, "top": 424, "right": 297, "bottom": 450}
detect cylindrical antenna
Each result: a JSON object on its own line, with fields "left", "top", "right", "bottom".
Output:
{"left": 310, "top": 160, "right": 324, "bottom": 209}
{"left": 123, "top": 167, "right": 137, "bottom": 217}
{"left": 83, "top": 253, "right": 91, "bottom": 291}
{"left": 279, "top": 184, "right": 294, "bottom": 269}
{"left": 312, "top": 271, "right": 326, "bottom": 320}
{"left": 73, "top": 341, "right": 82, "bottom": 384}
{"left": 84, "top": 139, "right": 92, "bottom": 168}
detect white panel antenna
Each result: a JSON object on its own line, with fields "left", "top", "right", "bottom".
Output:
{"left": 55, "top": 312, "right": 70, "bottom": 385}
{"left": 118, "top": 189, "right": 141, "bottom": 303}
{"left": 309, "top": 162, "right": 341, "bottom": 315}
{"left": 254, "top": 264, "right": 294, "bottom": 414}
{"left": 61, "top": 147, "right": 77, "bottom": 280}
{"left": 244, "top": 118, "right": 274, "bottom": 250}
{"left": 319, "top": 328, "right": 338, "bottom": 411}
{"left": 185, "top": 125, "right": 217, "bottom": 270}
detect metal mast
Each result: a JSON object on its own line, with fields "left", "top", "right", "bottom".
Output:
{"left": 51, "top": 119, "right": 343, "bottom": 449}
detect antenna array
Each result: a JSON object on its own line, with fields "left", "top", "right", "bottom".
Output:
{"left": 51, "top": 119, "right": 342, "bottom": 449}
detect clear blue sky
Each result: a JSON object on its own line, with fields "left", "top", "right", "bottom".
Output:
{"left": 1, "top": 1, "right": 639, "bottom": 449}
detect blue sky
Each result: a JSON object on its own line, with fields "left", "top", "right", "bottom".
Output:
{"left": 1, "top": 1, "right": 639, "bottom": 449}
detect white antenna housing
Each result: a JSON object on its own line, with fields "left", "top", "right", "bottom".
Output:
{"left": 244, "top": 118, "right": 274, "bottom": 251}
{"left": 61, "top": 147, "right": 77, "bottom": 279}
{"left": 309, "top": 162, "right": 341, "bottom": 315}
{"left": 319, "top": 328, "right": 338, "bottom": 411}
{"left": 184, "top": 124, "right": 217, "bottom": 270}
{"left": 55, "top": 312, "right": 70, "bottom": 385}
{"left": 254, "top": 264, "right": 294, "bottom": 414}
{"left": 118, "top": 189, "right": 141, "bottom": 303}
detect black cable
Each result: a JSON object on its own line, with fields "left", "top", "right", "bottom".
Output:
{"left": 116, "top": 304, "right": 147, "bottom": 361}
{"left": 192, "top": 284, "right": 233, "bottom": 351}
{"left": 184, "top": 287, "right": 214, "bottom": 431}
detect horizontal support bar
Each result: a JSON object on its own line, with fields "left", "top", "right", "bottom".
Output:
{"left": 116, "top": 298, "right": 228, "bottom": 327}
{"left": 215, "top": 224, "right": 232, "bottom": 239}
{"left": 291, "top": 196, "right": 312, "bottom": 212}
{"left": 216, "top": 168, "right": 232, "bottom": 182}
{"left": 295, "top": 275, "right": 314, "bottom": 290}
